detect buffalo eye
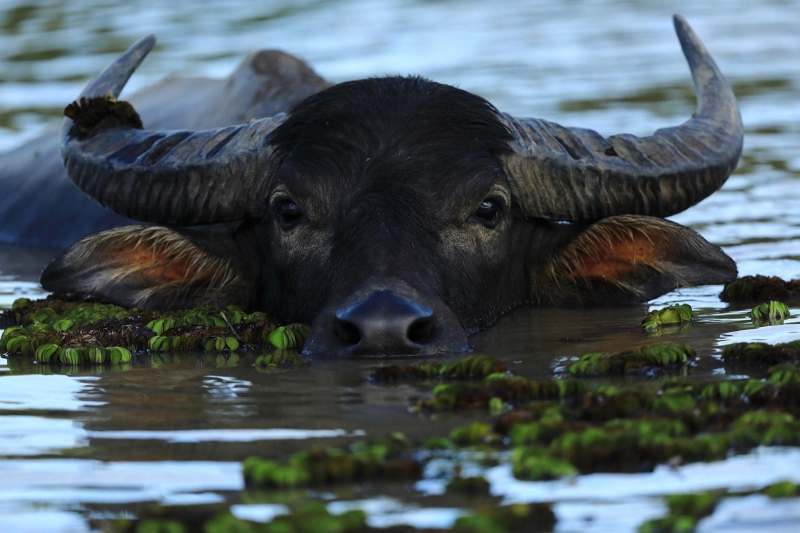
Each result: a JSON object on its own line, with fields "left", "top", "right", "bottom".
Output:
{"left": 472, "top": 198, "right": 503, "bottom": 227}
{"left": 275, "top": 200, "right": 305, "bottom": 230}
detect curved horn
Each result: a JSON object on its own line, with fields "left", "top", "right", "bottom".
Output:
{"left": 60, "top": 35, "right": 285, "bottom": 225}
{"left": 500, "top": 15, "right": 743, "bottom": 221}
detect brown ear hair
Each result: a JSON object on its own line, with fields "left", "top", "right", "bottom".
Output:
{"left": 40, "top": 225, "right": 258, "bottom": 309}
{"left": 535, "top": 215, "right": 737, "bottom": 306}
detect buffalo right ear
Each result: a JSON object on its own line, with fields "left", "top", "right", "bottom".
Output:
{"left": 40, "top": 225, "right": 259, "bottom": 310}
{"left": 534, "top": 215, "right": 737, "bottom": 306}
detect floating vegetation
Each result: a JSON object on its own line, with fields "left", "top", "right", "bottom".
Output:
{"left": 767, "top": 363, "right": 800, "bottom": 386}
{"left": 208, "top": 503, "right": 367, "bottom": 533}
{"left": 449, "top": 422, "right": 496, "bottom": 446}
{"left": 749, "top": 300, "right": 791, "bottom": 325}
{"left": 370, "top": 354, "right": 506, "bottom": 382}
{"left": 117, "top": 384, "right": 800, "bottom": 530}
{"left": 2, "top": 350, "right": 268, "bottom": 375}
{"left": 512, "top": 448, "right": 578, "bottom": 481}
{"left": 446, "top": 473, "right": 492, "bottom": 495}
{"left": 0, "top": 295, "right": 310, "bottom": 366}
{"left": 241, "top": 378, "right": 800, "bottom": 491}
{"left": 268, "top": 324, "right": 311, "bottom": 350}
{"left": 104, "top": 502, "right": 367, "bottom": 533}
{"left": 6, "top": 295, "right": 800, "bottom": 532}
{"left": 452, "top": 502, "right": 556, "bottom": 533}
{"left": 242, "top": 433, "right": 421, "bottom": 489}
{"left": 721, "top": 340, "right": 800, "bottom": 367}
{"left": 720, "top": 275, "right": 800, "bottom": 302}
{"left": 762, "top": 480, "right": 800, "bottom": 498}
{"left": 642, "top": 304, "right": 694, "bottom": 331}
{"left": 254, "top": 350, "right": 307, "bottom": 371}
{"left": 639, "top": 481, "right": 800, "bottom": 533}
{"left": 638, "top": 491, "right": 722, "bottom": 533}
{"left": 43, "top": 343, "right": 797, "bottom": 532}
{"left": 403, "top": 350, "right": 800, "bottom": 477}
{"left": 565, "top": 343, "right": 696, "bottom": 376}
{"left": 102, "top": 501, "right": 556, "bottom": 533}
{"left": 415, "top": 376, "right": 587, "bottom": 412}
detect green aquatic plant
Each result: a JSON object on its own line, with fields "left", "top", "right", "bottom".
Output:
{"left": 370, "top": 354, "right": 506, "bottom": 382}
{"left": 0, "top": 296, "right": 310, "bottom": 365}
{"left": 242, "top": 433, "right": 420, "bottom": 489}
{"left": 767, "top": 364, "right": 800, "bottom": 386}
{"left": 268, "top": 324, "right": 311, "bottom": 350}
{"left": 102, "top": 501, "right": 556, "bottom": 533}
{"left": 446, "top": 474, "right": 492, "bottom": 495}
{"left": 87, "top": 345, "right": 800, "bottom": 532}
{"left": 3, "top": 351, "right": 259, "bottom": 375}
{"left": 566, "top": 343, "right": 696, "bottom": 376}
{"left": 762, "top": 480, "right": 800, "bottom": 498}
{"left": 452, "top": 503, "right": 556, "bottom": 533}
{"left": 5, "top": 297, "right": 800, "bottom": 532}
{"left": 408, "top": 353, "right": 800, "bottom": 476}
{"left": 642, "top": 304, "right": 694, "bottom": 331}
{"left": 639, "top": 481, "right": 800, "bottom": 533}
{"left": 133, "top": 520, "right": 186, "bottom": 533}
{"left": 415, "top": 377, "right": 586, "bottom": 412}
{"left": 638, "top": 491, "right": 722, "bottom": 533}
{"left": 449, "top": 422, "right": 495, "bottom": 446}
{"left": 488, "top": 396, "right": 509, "bottom": 416}
{"left": 105, "top": 502, "right": 368, "bottom": 533}
{"left": 721, "top": 340, "right": 800, "bottom": 366}
{"left": 749, "top": 300, "right": 791, "bottom": 325}
{"left": 254, "top": 350, "right": 307, "bottom": 371}
{"left": 507, "top": 408, "right": 567, "bottom": 446}
{"left": 511, "top": 448, "right": 577, "bottom": 481}
{"left": 720, "top": 275, "right": 800, "bottom": 303}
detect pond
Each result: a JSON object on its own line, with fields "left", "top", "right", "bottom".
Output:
{"left": 1, "top": 0, "right": 799, "bottom": 531}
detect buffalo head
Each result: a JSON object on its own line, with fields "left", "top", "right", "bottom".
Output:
{"left": 41, "top": 16, "right": 742, "bottom": 356}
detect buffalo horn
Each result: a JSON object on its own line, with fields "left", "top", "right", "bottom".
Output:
{"left": 60, "top": 35, "right": 285, "bottom": 225}
{"left": 500, "top": 15, "right": 743, "bottom": 221}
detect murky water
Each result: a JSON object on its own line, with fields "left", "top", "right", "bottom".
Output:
{"left": 1, "top": 0, "right": 799, "bottom": 531}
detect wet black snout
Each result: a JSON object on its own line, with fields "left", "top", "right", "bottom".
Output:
{"left": 333, "top": 290, "right": 436, "bottom": 355}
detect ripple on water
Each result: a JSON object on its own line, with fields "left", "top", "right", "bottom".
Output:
{"left": 0, "top": 375, "right": 105, "bottom": 412}
{"left": 486, "top": 448, "right": 800, "bottom": 504}
{"left": 0, "top": 416, "right": 86, "bottom": 457}
{"left": 0, "top": 459, "right": 242, "bottom": 504}
{"left": 0, "top": 280, "right": 48, "bottom": 308}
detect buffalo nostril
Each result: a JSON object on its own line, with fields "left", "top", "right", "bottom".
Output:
{"left": 333, "top": 317, "right": 361, "bottom": 346}
{"left": 332, "top": 290, "right": 436, "bottom": 355}
{"left": 407, "top": 316, "right": 434, "bottom": 345}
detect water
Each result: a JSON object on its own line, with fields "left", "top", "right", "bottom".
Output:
{"left": 1, "top": 0, "right": 799, "bottom": 531}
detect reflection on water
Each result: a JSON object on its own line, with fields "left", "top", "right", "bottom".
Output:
{"left": 0, "top": 374, "right": 104, "bottom": 411}
{"left": 0, "top": 416, "right": 86, "bottom": 456}
{"left": 0, "top": 459, "right": 242, "bottom": 502}
{"left": 488, "top": 448, "right": 800, "bottom": 503}
{"left": 699, "top": 495, "right": 800, "bottom": 533}
{"left": 1, "top": 0, "right": 799, "bottom": 531}
{"left": 86, "top": 427, "right": 362, "bottom": 443}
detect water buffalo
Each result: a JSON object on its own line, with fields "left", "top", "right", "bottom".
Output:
{"left": 19, "top": 16, "right": 742, "bottom": 356}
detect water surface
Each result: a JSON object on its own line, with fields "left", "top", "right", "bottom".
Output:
{"left": 1, "top": 0, "right": 799, "bottom": 531}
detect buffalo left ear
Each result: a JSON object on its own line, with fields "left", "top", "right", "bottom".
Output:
{"left": 536, "top": 215, "right": 737, "bottom": 305}
{"left": 40, "top": 225, "right": 259, "bottom": 309}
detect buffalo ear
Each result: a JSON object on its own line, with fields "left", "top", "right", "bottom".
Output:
{"left": 536, "top": 215, "right": 737, "bottom": 305}
{"left": 40, "top": 225, "right": 259, "bottom": 309}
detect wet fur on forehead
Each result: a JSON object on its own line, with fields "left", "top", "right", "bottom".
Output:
{"left": 266, "top": 77, "right": 516, "bottom": 296}
{"left": 267, "top": 76, "right": 514, "bottom": 191}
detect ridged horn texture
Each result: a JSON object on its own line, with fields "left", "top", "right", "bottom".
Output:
{"left": 499, "top": 15, "right": 743, "bottom": 221}
{"left": 60, "top": 35, "right": 286, "bottom": 225}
